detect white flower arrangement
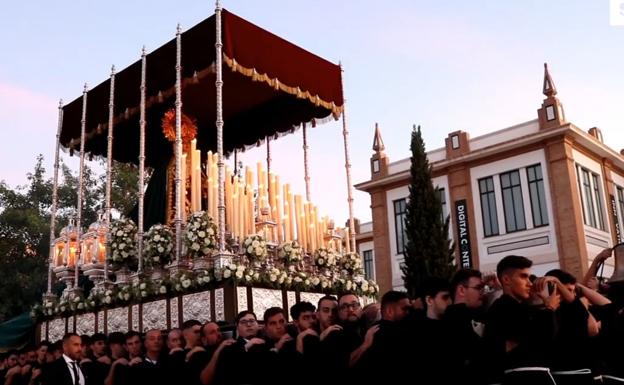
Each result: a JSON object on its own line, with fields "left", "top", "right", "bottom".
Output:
{"left": 277, "top": 240, "right": 302, "bottom": 264}
{"left": 143, "top": 224, "right": 174, "bottom": 268}
{"left": 339, "top": 252, "right": 364, "bottom": 275}
{"left": 117, "top": 285, "right": 134, "bottom": 303}
{"left": 171, "top": 273, "right": 194, "bottom": 293}
{"left": 196, "top": 270, "right": 213, "bottom": 286}
{"left": 243, "top": 234, "right": 268, "bottom": 262}
{"left": 313, "top": 247, "right": 338, "bottom": 269}
{"left": 109, "top": 218, "right": 138, "bottom": 269}
{"left": 185, "top": 211, "right": 218, "bottom": 258}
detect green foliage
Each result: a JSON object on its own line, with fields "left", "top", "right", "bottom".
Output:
{"left": 401, "top": 126, "right": 456, "bottom": 298}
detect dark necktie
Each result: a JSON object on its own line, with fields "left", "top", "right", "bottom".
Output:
{"left": 70, "top": 361, "right": 80, "bottom": 385}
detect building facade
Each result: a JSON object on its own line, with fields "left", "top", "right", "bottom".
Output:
{"left": 355, "top": 65, "right": 623, "bottom": 293}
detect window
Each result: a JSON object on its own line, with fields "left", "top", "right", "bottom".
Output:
{"left": 362, "top": 250, "right": 374, "bottom": 280}
{"left": 500, "top": 170, "right": 526, "bottom": 232}
{"left": 437, "top": 187, "right": 448, "bottom": 222}
{"left": 451, "top": 135, "right": 460, "bottom": 149}
{"left": 577, "top": 166, "right": 606, "bottom": 231}
{"left": 617, "top": 186, "right": 624, "bottom": 241}
{"left": 479, "top": 177, "right": 499, "bottom": 236}
{"left": 393, "top": 199, "right": 408, "bottom": 254}
{"left": 592, "top": 174, "right": 605, "bottom": 230}
{"left": 546, "top": 105, "right": 555, "bottom": 121}
{"left": 526, "top": 164, "right": 549, "bottom": 227}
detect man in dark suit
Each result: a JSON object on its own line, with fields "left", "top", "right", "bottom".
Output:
{"left": 41, "top": 333, "right": 87, "bottom": 385}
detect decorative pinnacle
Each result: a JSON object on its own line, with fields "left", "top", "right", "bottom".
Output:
{"left": 111, "top": 65, "right": 116, "bottom": 75}
{"left": 58, "top": 99, "right": 63, "bottom": 108}
{"left": 83, "top": 83, "right": 88, "bottom": 93}
{"left": 141, "top": 45, "right": 146, "bottom": 56}
{"left": 176, "top": 23, "right": 182, "bottom": 34}
{"left": 372, "top": 122, "right": 385, "bottom": 152}
{"left": 543, "top": 62, "right": 557, "bottom": 97}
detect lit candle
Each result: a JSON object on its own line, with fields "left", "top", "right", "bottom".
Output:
{"left": 304, "top": 202, "right": 312, "bottom": 251}
{"left": 232, "top": 181, "right": 239, "bottom": 239}
{"left": 345, "top": 228, "right": 351, "bottom": 253}
{"left": 190, "top": 140, "right": 197, "bottom": 212}
{"left": 238, "top": 178, "right": 245, "bottom": 239}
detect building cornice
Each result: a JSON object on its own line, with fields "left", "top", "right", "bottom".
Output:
{"left": 355, "top": 123, "right": 624, "bottom": 192}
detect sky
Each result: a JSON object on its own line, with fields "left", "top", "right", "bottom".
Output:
{"left": 1, "top": 0, "right": 623, "bottom": 224}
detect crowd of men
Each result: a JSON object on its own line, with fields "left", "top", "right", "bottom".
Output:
{"left": 1, "top": 248, "right": 624, "bottom": 385}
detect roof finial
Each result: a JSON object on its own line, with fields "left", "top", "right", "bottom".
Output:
{"left": 543, "top": 62, "right": 557, "bottom": 97}
{"left": 372, "top": 122, "right": 385, "bottom": 152}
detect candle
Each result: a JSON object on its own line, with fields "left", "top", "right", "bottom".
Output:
{"left": 286, "top": 185, "right": 295, "bottom": 242}
{"left": 238, "top": 178, "right": 245, "bottom": 240}
{"left": 232, "top": 181, "right": 239, "bottom": 239}
{"left": 225, "top": 167, "right": 232, "bottom": 232}
{"left": 304, "top": 202, "right": 312, "bottom": 251}
{"left": 180, "top": 153, "right": 187, "bottom": 222}
{"left": 190, "top": 140, "right": 197, "bottom": 212}
{"left": 295, "top": 195, "right": 305, "bottom": 249}
{"left": 345, "top": 228, "right": 351, "bottom": 253}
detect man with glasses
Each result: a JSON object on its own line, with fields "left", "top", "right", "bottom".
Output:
{"left": 320, "top": 294, "right": 366, "bottom": 382}
{"left": 211, "top": 311, "right": 269, "bottom": 385}
{"left": 445, "top": 269, "right": 488, "bottom": 384}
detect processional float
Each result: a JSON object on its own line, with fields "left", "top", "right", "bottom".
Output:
{"left": 35, "top": 1, "right": 377, "bottom": 339}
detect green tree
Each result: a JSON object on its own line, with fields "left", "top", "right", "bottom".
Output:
{"left": 401, "top": 126, "right": 456, "bottom": 298}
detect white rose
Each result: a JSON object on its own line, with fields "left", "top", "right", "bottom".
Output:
{"left": 77, "top": 303, "right": 84, "bottom": 309}
{"left": 124, "top": 294, "right": 130, "bottom": 301}
{"left": 192, "top": 243, "right": 200, "bottom": 251}
{"left": 198, "top": 231, "right": 206, "bottom": 238}
{"left": 159, "top": 286, "right": 167, "bottom": 294}
{"left": 269, "top": 274, "right": 277, "bottom": 282}
{"left": 154, "top": 235, "right": 161, "bottom": 242}
{"left": 237, "top": 265, "right": 245, "bottom": 273}
{"left": 154, "top": 256, "right": 160, "bottom": 262}
{"left": 312, "top": 277, "right": 320, "bottom": 286}
{"left": 252, "top": 240, "right": 260, "bottom": 248}
{"left": 346, "top": 281, "right": 353, "bottom": 291}
{"left": 284, "top": 245, "right": 291, "bottom": 252}
{"left": 207, "top": 228, "right": 215, "bottom": 235}
{"left": 304, "top": 279, "right": 310, "bottom": 286}
{"left": 253, "top": 272, "right": 260, "bottom": 280}
{"left": 245, "top": 238, "right": 252, "bottom": 246}
{"left": 157, "top": 246, "right": 164, "bottom": 253}
{"left": 361, "top": 281, "right": 369, "bottom": 292}
{"left": 182, "top": 280, "right": 191, "bottom": 288}
{"left": 254, "top": 247, "right": 262, "bottom": 256}
{"left": 245, "top": 275, "right": 252, "bottom": 282}
{"left": 141, "top": 291, "right": 148, "bottom": 297}
{"left": 223, "top": 270, "right": 232, "bottom": 279}
{"left": 247, "top": 246, "right": 254, "bottom": 254}
{"left": 278, "top": 277, "right": 285, "bottom": 284}
{"left": 140, "top": 283, "right": 146, "bottom": 289}
{"left": 321, "top": 280, "right": 328, "bottom": 288}
{"left": 116, "top": 230, "right": 124, "bottom": 236}
{"left": 318, "top": 258, "right": 324, "bottom": 265}
{"left": 235, "top": 270, "right": 244, "bottom": 279}
{"left": 203, "top": 276, "right": 211, "bottom": 283}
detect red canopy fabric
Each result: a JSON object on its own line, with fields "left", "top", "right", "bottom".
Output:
{"left": 60, "top": 9, "right": 344, "bottom": 167}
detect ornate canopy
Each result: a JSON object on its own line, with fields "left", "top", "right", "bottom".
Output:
{"left": 60, "top": 9, "right": 344, "bottom": 167}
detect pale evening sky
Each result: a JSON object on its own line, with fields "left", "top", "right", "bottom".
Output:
{"left": 1, "top": 0, "right": 623, "bottom": 224}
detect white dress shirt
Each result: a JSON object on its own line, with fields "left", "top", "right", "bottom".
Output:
{"left": 62, "top": 354, "right": 85, "bottom": 385}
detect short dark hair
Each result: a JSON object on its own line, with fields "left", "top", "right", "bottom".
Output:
{"left": 317, "top": 295, "right": 337, "bottom": 309}
{"left": 182, "top": 319, "right": 202, "bottom": 330}
{"left": 37, "top": 340, "right": 51, "bottom": 349}
{"left": 422, "top": 277, "right": 450, "bottom": 300}
{"left": 235, "top": 310, "right": 257, "bottom": 325}
{"left": 290, "top": 301, "right": 316, "bottom": 320}
{"left": 125, "top": 331, "right": 141, "bottom": 342}
{"left": 263, "top": 307, "right": 285, "bottom": 323}
{"left": 496, "top": 255, "right": 532, "bottom": 280}
{"left": 108, "top": 332, "right": 126, "bottom": 345}
{"left": 62, "top": 333, "right": 80, "bottom": 344}
{"left": 90, "top": 333, "right": 107, "bottom": 344}
{"left": 380, "top": 291, "right": 409, "bottom": 313}
{"left": 450, "top": 269, "right": 483, "bottom": 298}
{"left": 545, "top": 269, "right": 576, "bottom": 285}
{"left": 80, "top": 334, "right": 91, "bottom": 346}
